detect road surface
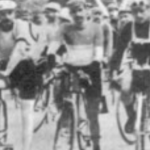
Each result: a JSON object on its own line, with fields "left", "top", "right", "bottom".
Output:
{"left": 0, "top": 82, "right": 136, "bottom": 150}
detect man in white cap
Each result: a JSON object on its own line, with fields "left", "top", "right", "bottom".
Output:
{"left": 113, "top": 0, "right": 150, "bottom": 133}
{"left": 0, "top": 0, "right": 17, "bottom": 65}
{"left": 0, "top": 1, "right": 46, "bottom": 150}
{"left": 43, "top": 2, "right": 61, "bottom": 25}
{"left": 59, "top": 7, "right": 72, "bottom": 23}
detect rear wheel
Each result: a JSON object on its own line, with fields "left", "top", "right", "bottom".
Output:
{"left": 116, "top": 98, "right": 136, "bottom": 145}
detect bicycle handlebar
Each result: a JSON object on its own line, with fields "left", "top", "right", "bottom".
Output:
{"left": 52, "top": 64, "right": 92, "bottom": 85}
{"left": 0, "top": 72, "right": 10, "bottom": 89}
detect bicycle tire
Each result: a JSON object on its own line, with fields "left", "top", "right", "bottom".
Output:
{"left": 135, "top": 100, "right": 147, "bottom": 150}
{"left": 116, "top": 98, "right": 136, "bottom": 145}
{"left": 77, "top": 93, "right": 91, "bottom": 150}
{"left": 34, "top": 85, "right": 51, "bottom": 133}
{"left": 53, "top": 101, "right": 75, "bottom": 150}
{"left": 77, "top": 131, "right": 91, "bottom": 150}
{"left": 0, "top": 99, "right": 8, "bottom": 143}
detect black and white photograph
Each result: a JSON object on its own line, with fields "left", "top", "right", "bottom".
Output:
{"left": 0, "top": 0, "right": 150, "bottom": 150}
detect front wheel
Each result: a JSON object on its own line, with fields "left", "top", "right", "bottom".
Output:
{"left": 53, "top": 102, "right": 75, "bottom": 150}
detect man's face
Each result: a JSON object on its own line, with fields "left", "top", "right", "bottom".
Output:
{"left": 93, "top": 11, "right": 102, "bottom": 23}
{"left": 132, "top": 6, "right": 148, "bottom": 23}
{"left": 70, "top": 5, "right": 86, "bottom": 26}
{"left": 0, "top": 9, "right": 15, "bottom": 22}
{"left": 44, "top": 8, "right": 59, "bottom": 22}
{"left": 119, "top": 12, "right": 132, "bottom": 22}
{"left": 109, "top": 9, "right": 118, "bottom": 21}
{"left": 0, "top": 9, "right": 15, "bottom": 32}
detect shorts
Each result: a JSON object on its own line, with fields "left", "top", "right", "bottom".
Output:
{"left": 132, "top": 70, "right": 150, "bottom": 93}
{"left": 9, "top": 60, "right": 48, "bottom": 100}
{"left": 63, "top": 62, "right": 102, "bottom": 98}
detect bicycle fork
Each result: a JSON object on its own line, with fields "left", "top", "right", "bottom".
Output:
{"left": 135, "top": 93, "right": 146, "bottom": 133}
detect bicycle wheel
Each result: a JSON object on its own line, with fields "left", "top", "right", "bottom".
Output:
{"left": 54, "top": 101, "right": 75, "bottom": 150}
{"left": 77, "top": 94, "right": 91, "bottom": 150}
{"left": 34, "top": 85, "right": 51, "bottom": 133}
{"left": 116, "top": 98, "right": 136, "bottom": 145}
{"left": 135, "top": 100, "right": 148, "bottom": 150}
{"left": 77, "top": 129, "right": 91, "bottom": 150}
{"left": 0, "top": 99, "right": 8, "bottom": 144}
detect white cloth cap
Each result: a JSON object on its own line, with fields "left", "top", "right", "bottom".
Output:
{"left": 0, "top": 0, "right": 17, "bottom": 11}
{"left": 44, "top": 2, "right": 61, "bottom": 12}
{"left": 129, "top": 0, "right": 149, "bottom": 6}
{"left": 122, "top": 0, "right": 149, "bottom": 8}
{"left": 59, "top": 7, "right": 72, "bottom": 22}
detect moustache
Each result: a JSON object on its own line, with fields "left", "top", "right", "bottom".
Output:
{"left": 0, "top": 18, "right": 14, "bottom": 32}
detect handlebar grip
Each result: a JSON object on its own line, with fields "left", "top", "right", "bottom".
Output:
{"left": 0, "top": 73, "right": 10, "bottom": 89}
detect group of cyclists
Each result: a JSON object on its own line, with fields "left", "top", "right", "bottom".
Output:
{"left": 0, "top": 0, "right": 150, "bottom": 150}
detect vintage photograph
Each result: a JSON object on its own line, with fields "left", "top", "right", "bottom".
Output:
{"left": 0, "top": 0, "right": 149, "bottom": 150}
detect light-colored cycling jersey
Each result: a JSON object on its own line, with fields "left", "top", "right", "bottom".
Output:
{"left": 0, "top": 19, "right": 39, "bottom": 60}
{"left": 61, "top": 21, "right": 102, "bottom": 66}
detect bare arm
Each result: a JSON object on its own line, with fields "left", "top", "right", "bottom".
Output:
{"left": 101, "top": 22, "right": 113, "bottom": 62}
{"left": 93, "top": 25, "right": 104, "bottom": 63}
{"left": 4, "top": 41, "right": 29, "bottom": 76}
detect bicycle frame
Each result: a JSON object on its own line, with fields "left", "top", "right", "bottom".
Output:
{"left": 63, "top": 70, "right": 90, "bottom": 148}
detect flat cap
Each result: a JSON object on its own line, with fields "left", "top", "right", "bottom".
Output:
{"left": 67, "top": 0, "right": 86, "bottom": 9}
{"left": 43, "top": 2, "right": 61, "bottom": 12}
{"left": 0, "top": 0, "right": 17, "bottom": 11}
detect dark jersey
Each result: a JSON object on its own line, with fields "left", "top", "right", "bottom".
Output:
{"left": 112, "top": 20, "right": 150, "bottom": 70}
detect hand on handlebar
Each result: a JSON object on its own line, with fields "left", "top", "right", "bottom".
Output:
{"left": 51, "top": 65, "right": 68, "bottom": 78}
{"left": 0, "top": 70, "right": 9, "bottom": 77}
{"left": 77, "top": 70, "right": 92, "bottom": 86}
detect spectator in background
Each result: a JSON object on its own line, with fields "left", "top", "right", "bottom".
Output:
{"left": 59, "top": 7, "right": 73, "bottom": 24}
{"left": 86, "top": 2, "right": 93, "bottom": 20}
{"left": 43, "top": 2, "right": 61, "bottom": 25}
{"left": 92, "top": 7, "right": 102, "bottom": 23}
{"left": 118, "top": 6, "right": 133, "bottom": 30}
{"left": 107, "top": 3, "right": 119, "bottom": 36}
{"left": 107, "top": 3, "right": 119, "bottom": 75}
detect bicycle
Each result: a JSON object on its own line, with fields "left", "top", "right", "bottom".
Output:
{"left": 0, "top": 67, "right": 55, "bottom": 148}
{"left": 116, "top": 61, "right": 150, "bottom": 150}
{"left": 53, "top": 65, "right": 92, "bottom": 150}
{"left": 0, "top": 76, "right": 13, "bottom": 149}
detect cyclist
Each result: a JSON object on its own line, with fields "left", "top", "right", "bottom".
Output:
{"left": 113, "top": 0, "right": 150, "bottom": 133}
{"left": 43, "top": 2, "right": 61, "bottom": 27}
{"left": 118, "top": 6, "right": 132, "bottom": 30}
{"left": 92, "top": 6, "right": 113, "bottom": 111}
{"left": 49, "top": 0, "right": 104, "bottom": 149}
{"left": 107, "top": 3, "right": 119, "bottom": 58}
{"left": 0, "top": 0, "right": 17, "bottom": 70}
{"left": 59, "top": 7, "right": 73, "bottom": 24}
{"left": 41, "top": 2, "right": 64, "bottom": 115}
{"left": 0, "top": 1, "right": 53, "bottom": 150}
{"left": 41, "top": 2, "right": 62, "bottom": 49}
{"left": 92, "top": 7, "right": 102, "bottom": 24}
